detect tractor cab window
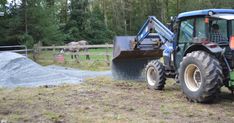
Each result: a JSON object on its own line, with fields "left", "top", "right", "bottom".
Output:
{"left": 232, "top": 20, "right": 234, "bottom": 35}
{"left": 209, "top": 19, "right": 228, "bottom": 44}
{"left": 179, "top": 19, "right": 194, "bottom": 43}
{"left": 195, "top": 18, "right": 206, "bottom": 39}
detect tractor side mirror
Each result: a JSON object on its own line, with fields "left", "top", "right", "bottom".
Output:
{"left": 230, "top": 36, "right": 234, "bottom": 50}
{"left": 168, "top": 16, "right": 176, "bottom": 31}
{"left": 0, "top": 12, "right": 4, "bottom": 16}
{"left": 170, "top": 16, "right": 177, "bottom": 22}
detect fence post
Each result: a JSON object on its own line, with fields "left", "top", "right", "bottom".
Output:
{"left": 85, "top": 46, "right": 90, "bottom": 60}
{"left": 105, "top": 43, "right": 110, "bottom": 66}
{"left": 52, "top": 44, "right": 56, "bottom": 53}
{"left": 38, "top": 41, "right": 42, "bottom": 53}
{"left": 52, "top": 44, "right": 56, "bottom": 63}
{"left": 33, "top": 43, "right": 39, "bottom": 61}
{"left": 76, "top": 51, "right": 80, "bottom": 63}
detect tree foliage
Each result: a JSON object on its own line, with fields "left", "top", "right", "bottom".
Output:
{"left": 0, "top": 0, "right": 234, "bottom": 46}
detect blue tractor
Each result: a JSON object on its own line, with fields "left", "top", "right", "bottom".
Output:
{"left": 112, "top": 9, "right": 234, "bottom": 103}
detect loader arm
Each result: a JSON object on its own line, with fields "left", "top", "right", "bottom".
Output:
{"left": 135, "top": 16, "right": 175, "bottom": 48}
{"left": 134, "top": 16, "right": 176, "bottom": 71}
{"left": 112, "top": 16, "right": 176, "bottom": 80}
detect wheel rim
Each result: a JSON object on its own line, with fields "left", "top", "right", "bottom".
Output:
{"left": 184, "top": 64, "right": 202, "bottom": 92}
{"left": 147, "top": 67, "right": 157, "bottom": 86}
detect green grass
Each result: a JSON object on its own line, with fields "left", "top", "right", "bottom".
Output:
{"left": 29, "top": 48, "right": 113, "bottom": 71}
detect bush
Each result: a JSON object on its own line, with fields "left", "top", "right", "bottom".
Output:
{"left": 19, "top": 33, "right": 35, "bottom": 48}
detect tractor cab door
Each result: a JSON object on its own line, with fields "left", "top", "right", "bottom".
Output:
{"left": 174, "top": 17, "right": 207, "bottom": 69}
{"left": 174, "top": 18, "right": 194, "bottom": 69}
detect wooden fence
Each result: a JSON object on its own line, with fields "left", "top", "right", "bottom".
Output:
{"left": 33, "top": 44, "right": 113, "bottom": 66}
{"left": 0, "top": 45, "right": 31, "bottom": 57}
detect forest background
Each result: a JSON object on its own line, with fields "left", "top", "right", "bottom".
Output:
{"left": 0, "top": 0, "right": 233, "bottom": 47}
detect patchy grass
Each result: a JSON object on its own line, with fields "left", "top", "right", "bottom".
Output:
{"left": 0, "top": 77, "right": 234, "bottom": 122}
{"left": 37, "top": 60, "right": 110, "bottom": 71}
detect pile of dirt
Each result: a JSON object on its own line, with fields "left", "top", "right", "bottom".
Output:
{"left": 0, "top": 52, "right": 111, "bottom": 88}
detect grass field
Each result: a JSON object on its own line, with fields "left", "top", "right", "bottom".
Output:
{"left": 29, "top": 48, "right": 112, "bottom": 71}
{"left": 2, "top": 48, "right": 234, "bottom": 122}
{"left": 1, "top": 78, "right": 234, "bottom": 123}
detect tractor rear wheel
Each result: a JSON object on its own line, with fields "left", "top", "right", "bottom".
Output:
{"left": 145, "top": 60, "right": 166, "bottom": 90}
{"left": 179, "top": 51, "right": 223, "bottom": 103}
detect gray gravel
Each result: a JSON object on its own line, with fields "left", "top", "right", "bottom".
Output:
{"left": 0, "top": 52, "right": 111, "bottom": 88}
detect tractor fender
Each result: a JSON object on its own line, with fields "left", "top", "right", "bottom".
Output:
{"left": 184, "top": 43, "right": 223, "bottom": 56}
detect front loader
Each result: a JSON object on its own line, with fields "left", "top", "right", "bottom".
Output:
{"left": 112, "top": 9, "right": 234, "bottom": 103}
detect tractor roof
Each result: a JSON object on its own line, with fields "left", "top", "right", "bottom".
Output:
{"left": 177, "top": 9, "right": 234, "bottom": 20}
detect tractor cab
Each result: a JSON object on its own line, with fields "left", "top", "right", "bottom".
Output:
{"left": 174, "top": 9, "right": 234, "bottom": 94}
{"left": 176, "top": 10, "right": 234, "bottom": 45}
{"left": 174, "top": 9, "right": 234, "bottom": 70}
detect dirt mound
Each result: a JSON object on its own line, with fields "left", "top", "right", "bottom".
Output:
{"left": 0, "top": 52, "right": 111, "bottom": 88}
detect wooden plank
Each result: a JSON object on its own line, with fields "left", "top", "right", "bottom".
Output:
{"left": 0, "top": 50, "right": 29, "bottom": 52}
{"left": 0, "top": 45, "right": 27, "bottom": 48}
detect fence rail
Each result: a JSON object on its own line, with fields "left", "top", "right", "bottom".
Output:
{"left": 0, "top": 45, "right": 30, "bottom": 57}
{"left": 38, "top": 44, "right": 113, "bottom": 50}
{"left": 33, "top": 44, "right": 113, "bottom": 66}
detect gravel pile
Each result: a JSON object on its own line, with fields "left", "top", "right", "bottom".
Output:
{"left": 0, "top": 52, "right": 111, "bottom": 88}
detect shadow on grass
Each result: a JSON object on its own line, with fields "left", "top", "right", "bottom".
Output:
{"left": 218, "top": 91, "right": 234, "bottom": 101}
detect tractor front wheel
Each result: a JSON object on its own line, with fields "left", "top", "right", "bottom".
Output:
{"left": 145, "top": 60, "right": 166, "bottom": 90}
{"left": 179, "top": 51, "right": 223, "bottom": 103}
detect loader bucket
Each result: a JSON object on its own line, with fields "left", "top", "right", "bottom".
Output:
{"left": 112, "top": 36, "right": 163, "bottom": 80}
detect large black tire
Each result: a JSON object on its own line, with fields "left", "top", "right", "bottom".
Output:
{"left": 145, "top": 60, "right": 166, "bottom": 90}
{"left": 179, "top": 51, "right": 223, "bottom": 103}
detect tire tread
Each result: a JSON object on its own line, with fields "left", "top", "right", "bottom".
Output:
{"left": 179, "top": 51, "right": 223, "bottom": 103}
{"left": 145, "top": 60, "right": 166, "bottom": 90}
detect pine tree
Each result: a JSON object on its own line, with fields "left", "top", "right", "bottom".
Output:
{"left": 19, "top": 0, "right": 64, "bottom": 47}
{"left": 65, "top": 0, "right": 89, "bottom": 42}
{"left": 84, "top": 5, "right": 114, "bottom": 44}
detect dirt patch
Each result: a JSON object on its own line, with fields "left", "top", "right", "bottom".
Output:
{"left": 0, "top": 77, "right": 234, "bottom": 122}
